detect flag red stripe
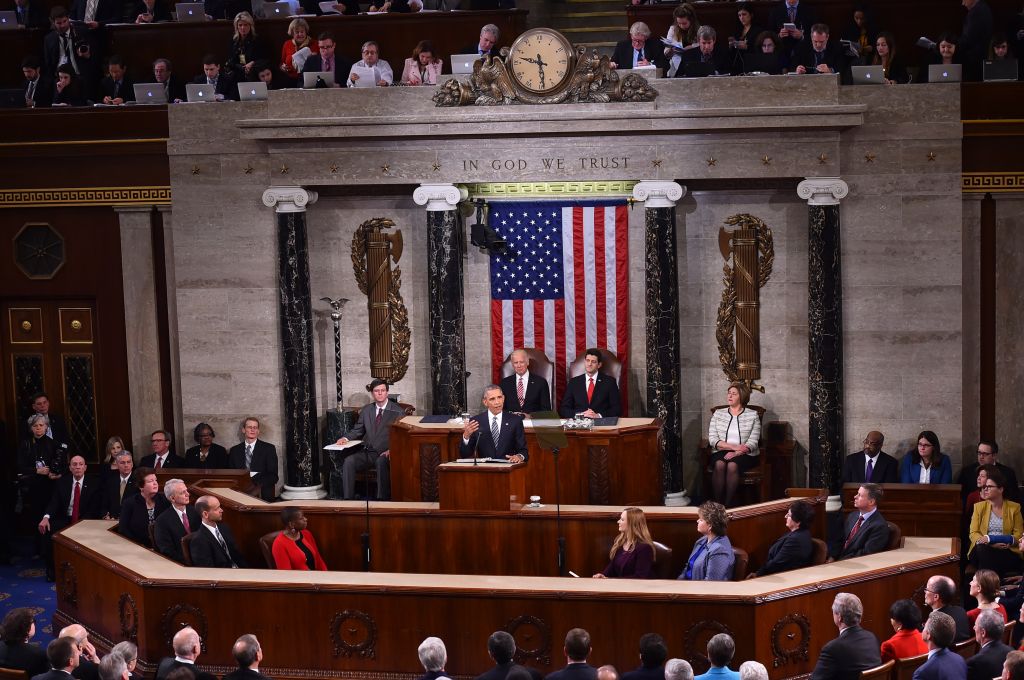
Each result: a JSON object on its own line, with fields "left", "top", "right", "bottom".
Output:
{"left": 490, "top": 299, "right": 504, "bottom": 384}
{"left": 572, "top": 206, "right": 587, "bottom": 354}
{"left": 511, "top": 300, "right": 524, "bottom": 350}
{"left": 593, "top": 205, "right": 608, "bottom": 345}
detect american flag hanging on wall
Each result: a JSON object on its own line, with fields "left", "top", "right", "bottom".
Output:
{"left": 488, "top": 200, "right": 630, "bottom": 410}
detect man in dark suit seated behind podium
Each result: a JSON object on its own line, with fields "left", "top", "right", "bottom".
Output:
{"left": 559, "top": 349, "right": 620, "bottom": 419}
{"left": 831, "top": 483, "right": 890, "bottom": 561}
{"left": 840, "top": 431, "right": 899, "bottom": 484}
{"left": 545, "top": 629, "right": 598, "bottom": 680}
{"left": 460, "top": 385, "right": 527, "bottom": 462}
{"left": 500, "top": 349, "right": 551, "bottom": 416}
{"left": 810, "top": 592, "right": 880, "bottom": 680}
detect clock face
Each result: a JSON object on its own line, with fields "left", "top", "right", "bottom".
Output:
{"left": 508, "top": 28, "right": 574, "bottom": 95}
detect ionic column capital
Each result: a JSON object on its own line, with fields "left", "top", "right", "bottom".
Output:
{"left": 632, "top": 181, "right": 686, "bottom": 208}
{"left": 262, "top": 186, "right": 318, "bottom": 213}
{"left": 413, "top": 183, "right": 468, "bottom": 211}
{"left": 797, "top": 178, "right": 849, "bottom": 206}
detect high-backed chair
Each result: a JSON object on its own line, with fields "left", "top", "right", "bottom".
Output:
{"left": 1003, "top": 620, "right": 1017, "bottom": 646}
{"left": 0, "top": 668, "right": 29, "bottom": 680}
{"left": 567, "top": 348, "right": 622, "bottom": 382}
{"left": 886, "top": 521, "right": 903, "bottom": 550}
{"left": 810, "top": 537, "right": 829, "bottom": 566}
{"left": 859, "top": 660, "right": 895, "bottom": 680}
{"left": 653, "top": 541, "right": 674, "bottom": 579}
{"left": 500, "top": 348, "right": 555, "bottom": 411}
{"left": 181, "top": 532, "right": 196, "bottom": 566}
{"left": 893, "top": 652, "right": 929, "bottom": 680}
{"left": 699, "top": 404, "right": 770, "bottom": 503}
{"left": 731, "top": 546, "right": 749, "bottom": 580}
{"left": 259, "top": 530, "right": 282, "bottom": 569}
{"left": 953, "top": 638, "right": 978, "bottom": 660}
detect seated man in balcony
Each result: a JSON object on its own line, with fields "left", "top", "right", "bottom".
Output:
{"left": 831, "top": 483, "right": 890, "bottom": 561}
{"left": 192, "top": 54, "right": 237, "bottom": 101}
{"left": 676, "top": 25, "right": 730, "bottom": 77}
{"left": 100, "top": 55, "right": 135, "bottom": 105}
{"left": 346, "top": 41, "right": 393, "bottom": 87}
{"left": 792, "top": 23, "right": 845, "bottom": 76}
{"left": 461, "top": 24, "right": 501, "bottom": 58}
{"left": 21, "top": 56, "right": 53, "bottom": 108}
{"left": 301, "top": 33, "right": 347, "bottom": 88}
{"left": 152, "top": 58, "right": 187, "bottom": 103}
{"left": 610, "top": 22, "right": 667, "bottom": 70}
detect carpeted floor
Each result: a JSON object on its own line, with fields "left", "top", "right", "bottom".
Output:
{"left": 0, "top": 537, "right": 57, "bottom": 646}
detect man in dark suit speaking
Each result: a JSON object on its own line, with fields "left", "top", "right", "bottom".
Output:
{"left": 228, "top": 417, "right": 278, "bottom": 502}
{"left": 334, "top": 379, "right": 404, "bottom": 500}
{"left": 832, "top": 482, "right": 890, "bottom": 560}
{"left": 810, "top": 592, "right": 881, "bottom": 680}
{"left": 841, "top": 431, "right": 899, "bottom": 484}
{"left": 500, "top": 349, "right": 551, "bottom": 415}
{"left": 559, "top": 348, "right": 621, "bottom": 419}
{"left": 460, "top": 385, "right": 527, "bottom": 462}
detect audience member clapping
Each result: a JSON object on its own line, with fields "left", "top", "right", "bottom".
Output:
{"left": 664, "top": 3, "right": 700, "bottom": 77}
{"left": 417, "top": 637, "right": 448, "bottom": 680}
{"left": 695, "top": 634, "right": 738, "bottom": 680}
{"left": 620, "top": 634, "right": 666, "bottom": 680}
{"left": 133, "top": 0, "right": 170, "bottom": 23}
{"left": 968, "top": 468, "right": 1022, "bottom": 577}
{"left": 0, "top": 608, "right": 48, "bottom": 677}
{"left": 100, "top": 56, "right": 135, "bottom": 105}
{"left": 347, "top": 41, "right": 393, "bottom": 87}
{"left": 678, "top": 501, "right": 734, "bottom": 581}
{"left": 869, "top": 31, "right": 909, "bottom": 83}
{"left": 968, "top": 569, "right": 1009, "bottom": 625}
{"left": 53, "top": 64, "right": 87, "bottom": 106}
{"left": 280, "top": 18, "right": 317, "bottom": 85}
{"left": 881, "top": 599, "right": 927, "bottom": 662}
{"left": 226, "top": 12, "right": 265, "bottom": 84}
{"left": 21, "top": 57, "right": 53, "bottom": 108}
{"left": 401, "top": 40, "right": 443, "bottom": 86}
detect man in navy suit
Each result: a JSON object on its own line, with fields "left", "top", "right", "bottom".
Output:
{"left": 545, "top": 629, "right": 597, "bottom": 680}
{"left": 460, "top": 386, "right": 527, "bottom": 462}
{"left": 622, "top": 634, "right": 668, "bottom": 680}
{"left": 915, "top": 611, "right": 968, "bottom": 680}
{"left": 228, "top": 417, "right": 278, "bottom": 502}
{"left": 153, "top": 479, "right": 200, "bottom": 564}
{"left": 810, "top": 593, "right": 881, "bottom": 680}
{"left": 474, "top": 631, "right": 543, "bottom": 680}
{"left": 769, "top": 0, "right": 814, "bottom": 52}
{"left": 968, "top": 610, "right": 1011, "bottom": 680}
{"left": 559, "top": 349, "right": 621, "bottom": 419}
{"left": 155, "top": 627, "right": 218, "bottom": 680}
{"left": 500, "top": 349, "right": 551, "bottom": 415}
{"left": 832, "top": 483, "right": 890, "bottom": 560}
{"left": 36, "top": 636, "right": 80, "bottom": 680}
{"left": 139, "top": 430, "right": 185, "bottom": 469}
{"left": 841, "top": 431, "right": 899, "bottom": 484}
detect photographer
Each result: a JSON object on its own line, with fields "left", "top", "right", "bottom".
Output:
{"left": 43, "top": 6, "right": 97, "bottom": 95}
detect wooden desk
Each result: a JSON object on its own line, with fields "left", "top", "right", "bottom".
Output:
{"left": 53, "top": 521, "right": 957, "bottom": 680}
{"left": 153, "top": 467, "right": 256, "bottom": 495}
{"left": 390, "top": 416, "right": 663, "bottom": 506}
{"left": 841, "top": 483, "right": 961, "bottom": 538}
{"left": 438, "top": 460, "right": 527, "bottom": 511}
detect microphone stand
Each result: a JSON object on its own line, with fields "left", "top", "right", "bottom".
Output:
{"left": 553, "top": 444, "right": 565, "bottom": 576}
{"left": 361, "top": 444, "right": 373, "bottom": 572}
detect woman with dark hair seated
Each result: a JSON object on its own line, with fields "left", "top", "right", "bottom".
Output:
{"left": 184, "top": 422, "right": 229, "bottom": 468}
{"left": 969, "top": 467, "right": 1023, "bottom": 577}
{"left": 900, "top": 430, "right": 952, "bottom": 484}
{"left": 920, "top": 32, "right": 959, "bottom": 82}
{"left": 678, "top": 501, "right": 734, "bottom": 581}
{"left": 749, "top": 31, "right": 783, "bottom": 74}
{"left": 401, "top": 40, "right": 443, "bottom": 86}
{"left": 967, "top": 569, "right": 1008, "bottom": 624}
{"left": 869, "top": 32, "right": 909, "bottom": 84}
{"left": 750, "top": 500, "right": 814, "bottom": 577}
{"left": 272, "top": 507, "right": 327, "bottom": 570}
{"left": 52, "top": 64, "right": 86, "bottom": 106}
{"left": 0, "top": 608, "right": 48, "bottom": 677}
{"left": 593, "top": 507, "right": 656, "bottom": 579}
{"left": 117, "top": 468, "right": 170, "bottom": 547}
{"left": 880, "top": 599, "right": 927, "bottom": 662}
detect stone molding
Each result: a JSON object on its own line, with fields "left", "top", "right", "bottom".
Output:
{"left": 262, "top": 186, "right": 318, "bottom": 213}
{"left": 412, "top": 184, "right": 467, "bottom": 212}
{"left": 796, "top": 178, "right": 849, "bottom": 206}
{"left": 632, "top": 181, "right": 686, "bottom": 208}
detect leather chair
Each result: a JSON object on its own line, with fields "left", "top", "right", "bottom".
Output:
{"left": 653, "top": 541, "right": 674, "bottom": 579}
{"left": 181, "top": 532, "right": 196, "bottom": 566}
{"left": 810, "top": 537, "right": 829, "bottom": 566}
{"left": 893, "top": 652, "right": 929, "bottom": 680}
{"left": 1004, "top": 620, "right": 1017, "bottom": 646}
{"left": 886, "top": 521, "right": 903, "bottom": 551}
{"left": 500, "top": 348, "right": 555, "bottom": 411}
{"left": 858, "top": 660, "right": 894, "bottom": 680}
{"left": 699, "top": 404, "right": 770, "bottom": 504}
{"left": 731, "top": 546, "right": 749, "bottom": 580}
{"left": 259, "top": 530, "right": 282, "bottom": 568}
{"left": 567, "top": 348, "right": 622, "bottom": 382}
{"left": 0, "top": 668, "right": 30, "bottom": 680}
{"left": 953, "top": 638, "right": 978, "bottom": 660}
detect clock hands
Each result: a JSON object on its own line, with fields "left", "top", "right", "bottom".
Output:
{"left": 520, "top": 53, "right": 548, "bottom": 89}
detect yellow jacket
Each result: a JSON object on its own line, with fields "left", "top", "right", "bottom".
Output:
{"left": 968, "top": 500, "right": 1023, "bottom": 557}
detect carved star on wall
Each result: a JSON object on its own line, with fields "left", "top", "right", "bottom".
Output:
{"left": 818, "top": 153, "right": 828, "bottom": 164}
{"left": 706, "top": 157, "right": 716, "bottom": 167}
{"left": 761, "top": 155, "right": 771, "bottom": 165}
{"left": 190, "top": 165, "right": 200, "bottom": 175}
{"left": 381, "top": 163, "right": 391, "bottom": 174}
{"left": 651, "top": 159, "right": 663, "bottom": 168}
{"left": 329, "top": 163, "right": 339, "bottom": 173}
{"left": 927, "top": 152, "right": 937, "bottom": 161}
{"left": 280, "top": 165, "right": 290, "bottom": 174}
{"left": 243, "top": 165, "right": 253, "bottom": 175}
{"left": 864, "top": 153, "right": 876, "bottom": 163}
{"left": 432, "top": 162, "right": 441, "bottom": 172}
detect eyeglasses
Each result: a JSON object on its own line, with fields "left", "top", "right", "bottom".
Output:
{"left": 151, "top": 438, "right": 166, "bottom": 443}
{"left": 981, "top": 485, "right": 999, "bottom": 490}
{"left": 977, "top": 451, "right": 994, "bottom": 456}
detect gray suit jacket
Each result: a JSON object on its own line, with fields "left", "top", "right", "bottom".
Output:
{"left": 347, "top": 400, "right": 404, "bottom": 454}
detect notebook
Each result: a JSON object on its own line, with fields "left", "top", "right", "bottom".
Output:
{"left": 0, "top": 11, "right": 20, "bottom": 29}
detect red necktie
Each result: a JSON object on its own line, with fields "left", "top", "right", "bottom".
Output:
{"left": 155, "top": 456, "right": 163, "bottom": 470}
{"left": 587, "top": 377, "right": 595, "bottom": 403}
{"left": 517, "top": 377, "right": 525, "bottom": 408}
{"left": 375, "top": 408, "right": 382, "bottom": 427}
{"left": 71, "top": 480, "right": 81, "bottom": 524}
{"left": 844, "top": 515, "right": 864, "bottom": 550}
{"left": 181, "top": 511, "right": 190, "bottom": 533}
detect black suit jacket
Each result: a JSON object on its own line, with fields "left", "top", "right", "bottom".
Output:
{"left": 155, "top": 659, "right": 218, "bottom": 680}
{"left": 559, "top": 372, "right": 621, "bottom": 418}
{"left": 99, "top": 469, "right": 140, "bottom": 518}
{"left": 756, "top": 527, "right": 813, "bottom": 575}
{"left": 835, "top": 510, "right": 890, "bottom": 559}
{"left": 70, "top": 0, "right": 122, "bottom": 25}
{"left": 610, "top": 37, "right": 667, "bottom": 71}
{"left": 190, "top": 74, "right": 237, "bottom": 100}
{"left": 228, "top": 440, "right": 278, "bottom": 501}
{"left": 43, "top": 28, "right": 97, "bottom": 84}
{"left": 15, "top": 1, "right": 50, "bottom": 29}
{"left": 0, "top": 641, "right": 49, "bottom": 677}
{"left": 791, "top": 40, "right": 846, "bottom": 75}
{"left": 769, "top": 1, "right": 815, "bottom": 36}
{"left": 460, "top": 44, "right": 500, "bottom": 58}
{"left": 810, "top": 626, "right": 881, "bottom": 680}
{"left": 18, "top": 412, "right": 70, "bottom": 448}
{"left": 300, "top": 54, "right": 353, "bottom": 86}
{"left": 183, "top": 443, "right": 229, "bottom": 468}
{"left": 621, "top": 667, "right": 664, "bottom": 680}
{"left": 500, "top": 371, "right": 551, "bottom": 414}
{"left": 939, "top": 605, "right": 974, "bottom": 643}
{"left": 99, "top": 76, "right": 135, "bottom": 102}
{"left": 223, "top": 668, "right": 272, "bottom": 680}
{"left": 32, "top": 670, "right": 76, "bottom": 680}
{"left": 23, "top": 77, "right": 54, "bottom": 108}
{"left": 677, "top": 43, "right": 731, "bottom": 76}
{"left": 44, "top": 474, "right": 101, "bottom": 529}
{"left": 117, "top": 492, "right": 170, "bottom": 546}
{"left": 154, "top": 504, "right": 200, "bottom": 563}
{"left": 544, "top": 663, "right": 598, "bottom": 680}
{"left": 73, "top": 659, "right": 98, "bottom": 680}
{"left": 476, "top": 663, "right": 543, "bottom": 680}
{"left": 189, "top": 522, "right": 247, "bottom": 568}
{"left": 841, "top": 451, "right": 900, "bottom": 484}
{"left": 459, "top": 411, "right": 528, "bottom": 461}
{"left": 968, "top": 641, "right": 1012, "bottom": 680}
{"left": 139, "top": 452, "right": 185, "bottom": 469}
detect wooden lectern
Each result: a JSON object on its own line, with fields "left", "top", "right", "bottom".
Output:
{"left": 438, "top": 461, "right": 528, "bottom": 511}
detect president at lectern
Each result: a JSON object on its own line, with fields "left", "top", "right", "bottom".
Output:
{"left": 460, "top": 385, "right": 529, "bottom": 463}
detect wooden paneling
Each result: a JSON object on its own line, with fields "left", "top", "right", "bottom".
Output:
{"left": 840, "top": 483, "right": 962, "bottom": 538}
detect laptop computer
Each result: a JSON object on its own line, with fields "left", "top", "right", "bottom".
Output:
{"left": 0, "top": 88, "right": 25, "bottom": 107}
{"left": 983, "top": 59, "right": 1019, "bottom": 82}
{"left": 450, "top": 54, "right": 479, "bottom": 75}
{"left": 851, "top": 65, "right": 885, "bottom": 85}
{"left": 739, "top": 53, "right": 780, "bottom": 75}
{"left": 238, "top": 81, "right": 268, "bottom": 100}
{"left": 928, "top": 63, "right": 962, "bottom": 82}
{"left": 302, "top": 71, "right": 334, "bottom": 88}
{"left": 133, "top": 83, "right": 168, "bottom": 104}
{"left": 175, "top": 3, "right": 206, "bottom": 21}
{"left": 680, "top": 62, "right": 714, "bottom": 78}
{"left": 185, "top": 83, "right": 217, "bottom": 102}
{"left": 264, "top": 1, "right": 293, "bottom": 16}
{"left": 0, "top": 11, "right": 19, "bottom": 29}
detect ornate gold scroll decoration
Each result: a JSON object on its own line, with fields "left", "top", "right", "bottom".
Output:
{"left": 433, "top": 46, "right": 657, "bottom": 107}
{"left": 351, "top": 217, "right": 410, "bottom": 384}
{"left": 715, "top": 213, "right": 774, "bottom": 393}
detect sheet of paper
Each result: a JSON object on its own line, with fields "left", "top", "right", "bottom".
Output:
{"left": 350, "top": 65, "right": 377, "bottom": 87}
{"left": 324, "top": 440, "right": 362, "bottom": 451}
{"left": 318, "top": 1, "right": 339, "bottom": 12}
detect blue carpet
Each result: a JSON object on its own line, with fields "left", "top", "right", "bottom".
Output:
{"left": 0, "top": 538, "right": 57, "bottom": 646}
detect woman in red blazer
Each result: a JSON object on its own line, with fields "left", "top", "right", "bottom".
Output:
{"left": 880, "top": 599, "right": 928, "bottom": 662}
{"left": 272, "top": 507, "right": 327, "bottom": 571}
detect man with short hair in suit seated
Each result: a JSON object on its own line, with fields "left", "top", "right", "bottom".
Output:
{"left": 810, "top": 592, "right": 881, "bottom": 680}
{"left": 841, "top": 431, "right": 898, "bottom": 484}
{"left": 924, "top": 575, "right": 973, "bottom": 644}
{"left": 58, "top": 625, "right": 99, "bottom": 680}
{"left": 334, "top": 379, "right": 404, "bottom": 500}
{"left": 22, "top": 57, "right": 53, "bottom": 109}
{"left": 188, "top": 495, "right": 247, "bottom": 568}
{"left": 301, "top": 33, "right": 349, "bottom": 88}
{"left": 140, "top": 430, "right": 184, "bottom": 469}
{"left": 100, "top": 451, "right": 137, "bottom": 519}
{"left": 99, "top": 56, "right": 135, "bottom": 106}
{"left": 417, "top": 637, "right": 448, "bottom": 680}
{"left": 559, "top": 349, "right": 621, "bottom": 419}
{"left": 192, "top": 55, "right": 236, "bottom": 101}
{"left": 621, "top": 634, "right": 667, "bottom": 680}
{"left": 969, "top": 609, "right": 1011, "bottom": 680}
{"left": 610, "top": 22, "right": 667, "bottom": 71}
{"left": 831, "top": 483, "right": 890, "bottom": 560}
{"left": 677, "top": 26, "right": 730, "bottom": 77}
{"left": 38, "top": 456, "right": 101, "bottom": 581}
{"left": 500, "top": 349, "right": 552, "bottom": 416}
{"left": 228, "top": 417, "right": 278, "bottom": 502}
{"left": 155, "top": 627, "right": 217, "bottom": 680}
{"left": 154, "top": 479, "right": 199, "bottom": 564}
{"left": 545, "top": 629, "right": 597, "bottom": 680}
{"left": 460, "top": 385, "right": 528, "bottom": 463}
{"left": 223, "top": 635, "right": 271, "bottom": 680}
{"left": 665, "top": 659, "right": 694, "bottom": 680}
{"left": 475, "top": 631, "right": 542, "bottom": 680}
{"left": 461, "top": 24, "right": 501, "bottom": 58}
{"left": 98, "top": 651, "right": 128, "bottom": 680}
{"left": 793, "top": 24, "right": 845, "bottom": 76}
{"left": 35, "top": 636, "right": 80, "bottom": 680}
{"left": 915, "top": 611, "right": 968, "bottom": 680}
{"left": 958, "top": 440, "right": 1019, "bottom": 505}
{"left": 694, "top": 634, "right": 738, "bottom": 680}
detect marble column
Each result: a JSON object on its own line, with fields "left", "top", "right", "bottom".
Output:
{"left": 262, "top": 186, "right": 326, "bottom": 500}
{"left": 413, "top": 184, "right": 469, "bottom": 414}
{"left": 632, "top": 181, "right": 686, "bottom": 498}
{"left": 797, "top": 178, "right": 849, "bottom": 508}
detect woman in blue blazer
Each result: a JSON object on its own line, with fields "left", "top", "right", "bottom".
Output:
{"left": 899, "top": 430, "right": 952, "bottom": 484}
{"left": 678, "top": 501, "right": 734, "bottom": 581}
